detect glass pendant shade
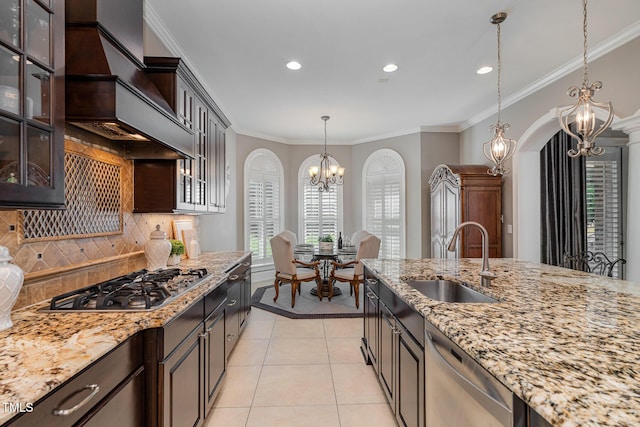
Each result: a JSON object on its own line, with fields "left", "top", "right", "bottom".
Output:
{"left": 309, "top": 116, "right": 345, "bottom": 192}
{"left": 483, "top": 12, "right": 516, "bottom": 176}
{"left": 558, "top": 0, "right": 614, "bottom": 157}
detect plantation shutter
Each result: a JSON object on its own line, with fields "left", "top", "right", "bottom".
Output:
{"left": 247, "top": 152, "right": 282, "bottom": 263}
{"left": 586, "top": 154, "right": 622, "bottom": 276}
{"left": 300, "top": 155, "right": 342, "bottom": 244}
{"left": 364, "top": 150, "right": 404, "bottom": 258}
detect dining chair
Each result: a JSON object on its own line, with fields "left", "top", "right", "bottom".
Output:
{"left": 328, "top": 234, "right": 381, "bottom": 308}
{"left": 563, "top": 251, "right": 626, "bottom": 278}
{"left": 269, "top": 233, "right": 322, "bottom": 307}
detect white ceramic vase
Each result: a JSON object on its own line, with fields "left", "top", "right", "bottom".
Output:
{"left": 0, "top": 245, "right": 24, "bottom": 332}
{"left": 145, "top": 225, "right": 171, "bottom": 271}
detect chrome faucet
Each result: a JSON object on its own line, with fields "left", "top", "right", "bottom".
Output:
{"left": 447, "top": 221, "right": 497, "bottom": 286}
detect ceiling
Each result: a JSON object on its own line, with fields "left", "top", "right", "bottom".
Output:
{"left": 144, "top": 0, "right": 640, "bottom": 144}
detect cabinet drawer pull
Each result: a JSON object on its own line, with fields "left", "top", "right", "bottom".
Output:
{"left": 199, "top": 332, "right": 207, "bottom": 339}
{"left": 366, "top": 278, "right": 377, "bottom": 286}
{"left": 366, "top": 291, "right": 378, "bottom": 300}
{"left": 242, "top": 262, "right": 250, "bottom": 267}
{"left": 392, "top": 327, "right": 401, "bottom": 335}
{"left": 229, "top": 274, "right": 240, "bottom": 281}
{"left": 52, "top": 384, "right": 100, "bottom": 416}
{"left": 206, "top": 327, "right": 213, "bottom": 333}
{"left": 228, "top": 299, "right": 237, "bottom": 306}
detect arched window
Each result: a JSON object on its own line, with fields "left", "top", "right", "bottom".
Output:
{"left": 244, "top": 149, "right": 284, "bottom": 264}
{"left": 298, "top": 155, "right": 343, "bottom": 244}
{"left": 362, "top": 149, "right": 405, "bottom": 258}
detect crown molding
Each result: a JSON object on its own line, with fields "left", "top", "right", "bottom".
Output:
{"left": 460, "top": 21, "right": 640, "bottom": 132}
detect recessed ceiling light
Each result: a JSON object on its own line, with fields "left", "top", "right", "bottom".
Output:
{"left": 286, "top": 61, "right": 302, "bottom": 70}
{"left": 382, "top": 63, "right": 398, "bottom": 73}
{"left": 477, "top": 66, "right": 493, "bottom": 75}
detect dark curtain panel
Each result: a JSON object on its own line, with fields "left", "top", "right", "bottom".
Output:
{"left": 540, "top": 130, "right": 587, "bottom": 267}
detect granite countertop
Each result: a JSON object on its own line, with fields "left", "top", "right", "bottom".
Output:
{"left": 0, "top": 251, "right": 249, "bottom": 425}
{"left": 361, "top": 257, "right": 640, "bottom": 427}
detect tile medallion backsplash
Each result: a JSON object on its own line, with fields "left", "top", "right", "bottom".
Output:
{"left": 0, "top": 136, "right": 198, "bottom": 309}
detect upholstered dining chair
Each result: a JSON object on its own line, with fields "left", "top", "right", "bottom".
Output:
{"left": 350, "top": 230, "right": 370, "bottom": 248}
{"left": 269, "top": 233, "right": 322, "bottom": 308}
{"left": 328, "top": 234, "right": 381, "bottom": 308}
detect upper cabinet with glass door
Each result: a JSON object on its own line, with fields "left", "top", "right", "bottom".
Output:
{"left": 0, "top": 0, "right": 64, "bottom": 208}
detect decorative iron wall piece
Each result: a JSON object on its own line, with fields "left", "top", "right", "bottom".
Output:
{"left": 20, "top": 153, "right": 122, "bottom": 241}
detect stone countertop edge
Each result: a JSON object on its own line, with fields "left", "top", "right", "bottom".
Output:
{"left": 0, "top": 251, "right": 250, "bottom": 424}
{"left": 361, "top": 257, "right": 640, "bottom": 427}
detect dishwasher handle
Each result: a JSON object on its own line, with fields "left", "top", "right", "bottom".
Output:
{"left": 425, "top": 331, "right": 512, "bottom": 425}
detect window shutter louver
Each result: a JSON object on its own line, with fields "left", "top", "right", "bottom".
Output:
{"left": 586, "top": 155, "right": 622, "bottom": 277}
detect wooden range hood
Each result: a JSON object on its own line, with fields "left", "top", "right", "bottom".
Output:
{"left": 65, "top": 0, "right": 193, "bottom": 159}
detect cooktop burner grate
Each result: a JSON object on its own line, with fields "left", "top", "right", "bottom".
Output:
{"left": 47, "top": 268, "right": 208, "bottom": 311}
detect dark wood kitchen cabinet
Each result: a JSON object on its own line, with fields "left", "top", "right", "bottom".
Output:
{"left": 5, "top": 333, "right": 145, "bottom": 427}
{"left": 224, "top": 254, "right": 252, "bottom": 359}
{"left": 0, "top": 0, "right": 65, "bottom": 208}
{"left": 362, "top": 275, "right": 380, "bottom": 374}
{"left": 146, "top": 297, "right": 206, "bottom": 427}
{"left": 138, "top": 57, "right": 230, "bottom": 214}
{"left": 429, "top": 164, "right": 502, "bottom": 258}
{"left": 146, "top": 276, "right": 237, "bottom": 426}
{"left": 363, "top": 268, "right": 425, "bottom": 427}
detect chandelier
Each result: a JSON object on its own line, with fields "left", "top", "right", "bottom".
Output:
{"left": 309, "top": 116, "right": 344, "bottom": 192}
{"left": 558, "top": 0, "right": 613, "bottom": 157}
{"left": 483, "top": 12, "right": 516, "bottom": 176}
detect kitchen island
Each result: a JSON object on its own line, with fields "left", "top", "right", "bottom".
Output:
{"left": 362, "top": 257, "right": 640, "bottom": 427}
{"left": 0, "top": 251, "right": 249, "bottom": 425}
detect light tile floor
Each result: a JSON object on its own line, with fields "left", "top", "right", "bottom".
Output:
{"left": 204, "top": 308, "right": 397, "bottom": 427}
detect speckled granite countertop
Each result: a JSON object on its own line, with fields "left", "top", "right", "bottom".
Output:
{"left": 0, "top": 251, "right": 249, "bottom": 425}
{"left": 361, "top": 258, "right": 640, "bottom": 427}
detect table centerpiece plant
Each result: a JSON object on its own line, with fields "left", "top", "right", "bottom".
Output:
{"left": 168, "top": 239, "right": 185, "bottom": 265}
{"left": 319, "top": 234, "right": 334, "bottom": 251}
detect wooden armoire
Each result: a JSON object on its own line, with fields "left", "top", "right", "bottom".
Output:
{"left": 429, "top": 164, "right": 502, "bottom": 259}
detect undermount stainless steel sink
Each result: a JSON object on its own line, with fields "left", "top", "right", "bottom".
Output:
{"left": 407, "top": 280, "right": 498, "bottom": 303}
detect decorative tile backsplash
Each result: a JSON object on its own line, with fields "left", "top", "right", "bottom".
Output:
{"left": 1, "top": 136, "right": 198, "bottom": 309}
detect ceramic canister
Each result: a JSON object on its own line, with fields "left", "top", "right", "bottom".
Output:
{"left": 145, "top": 225, "right": 171, "bottom": 271}
{"left": 0, "top": 245, "right": 24, "bottom": 332}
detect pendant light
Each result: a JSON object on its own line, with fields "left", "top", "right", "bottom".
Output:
{"left": 483, "top": 12, "right": 516, "bottom": 176}
{"left": 308, "top": 116, "right": 345, "bottom": 192}
{"left": 558, "top": 0, "right": 613, "bottom": 157}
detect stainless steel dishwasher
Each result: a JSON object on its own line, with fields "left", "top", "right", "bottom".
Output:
{"left": 424, "top": 321, "right": 526, "bottom": 427}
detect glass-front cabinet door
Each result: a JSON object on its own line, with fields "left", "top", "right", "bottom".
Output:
{"left": 0, "top": 0, "right": 64, "bottom": 207}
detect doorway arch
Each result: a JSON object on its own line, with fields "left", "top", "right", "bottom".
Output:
{"left": 513, "top": 107, "right": 622, "bottom": 261}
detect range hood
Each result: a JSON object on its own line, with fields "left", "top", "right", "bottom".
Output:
{"left": 65, "top": 0, "right": 193, "bottom": 159}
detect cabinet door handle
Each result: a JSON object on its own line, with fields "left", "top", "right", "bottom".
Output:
{"left": 199, "top": 332, "right": 208, "bottom": 339}
{"left": 229, "top": 275, "right": 240, "bottom": 281}
{"left": 206, "top": 327, "right": 213, "bottom": 333}
{"left": 226, "top": 333, "right": 235, "bottom": 342}
{"left": 227, "top": 299, "right": 237, "bottom": 306}
{"left": 52, "top": 384, "right": 100, "bottom": 416}
{"left": 242, "top": 262, "right": 250, "bottom": 267}
{"left": 392, "top": 326, "right": 402, "bottom": 335}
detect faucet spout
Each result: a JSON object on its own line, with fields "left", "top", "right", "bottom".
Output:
{"left": 447, "top": 221, "right": 497, "bottom": 286}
